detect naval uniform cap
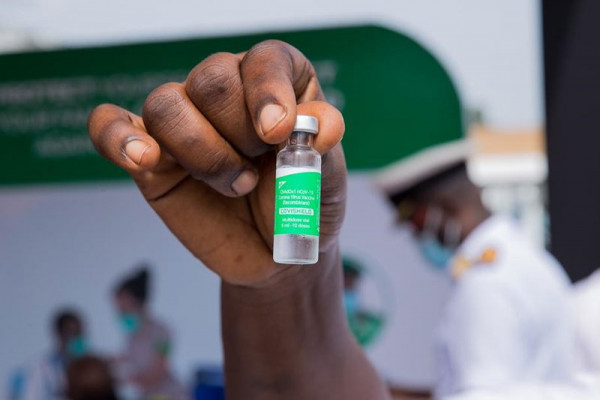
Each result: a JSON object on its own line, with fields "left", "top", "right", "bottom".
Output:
{"left": 372, "top": 139, "right": 474, "bottom": 203}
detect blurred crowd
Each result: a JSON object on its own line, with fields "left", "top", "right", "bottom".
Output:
{"left": 9, "top": 267, "right": 201, "bottom": 400}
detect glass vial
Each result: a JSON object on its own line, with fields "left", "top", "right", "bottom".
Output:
{"left": 273, "top": 115, "right": 322, "bottom": 265}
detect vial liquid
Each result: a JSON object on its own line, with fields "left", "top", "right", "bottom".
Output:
{"left": 273, "top": 115, "right": 322, "bottom": 265}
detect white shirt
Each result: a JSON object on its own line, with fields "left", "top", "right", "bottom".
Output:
{"left": 435, "top": 215, "right": 574, "bottom": 399}
{"left": 446, "top": 373, "right": 600, "bottom": 400}
{"left": 23, "top": 352, "right": 66, "bottom": 400}
{"left": 573, "top": 268, "right": 600, "bottom": 373}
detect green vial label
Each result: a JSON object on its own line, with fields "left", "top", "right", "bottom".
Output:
{"left": 274, "top": 170, "right": 321, "bottom": 236}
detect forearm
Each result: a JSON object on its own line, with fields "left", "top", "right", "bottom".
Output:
{"left": 389, "top": 385, "right": 432, "bottom": 400}
{"left": 221, "top": 246, "right": 391, "bottom": 400}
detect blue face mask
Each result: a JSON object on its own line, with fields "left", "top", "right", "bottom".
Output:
{"left": 419, "top": 235, "right": 454, "bottom": 270}
{"left": 118, "top": 313, "right": 141, "bottom": 335}
{"left": 66, "top": 335, "right": 89, "bottom": 358}
{"left": 344, "top": 290, "right": 359, "bottom": 314}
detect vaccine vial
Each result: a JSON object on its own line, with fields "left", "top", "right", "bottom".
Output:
{"left": 273, "top": 115, "right": 321, "bottom": 265}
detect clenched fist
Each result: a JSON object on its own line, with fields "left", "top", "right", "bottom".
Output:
{"left": 88, "top": 40, "right": 347, "bottom": 287}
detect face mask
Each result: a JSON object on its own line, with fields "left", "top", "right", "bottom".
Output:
{"left": 419, "top": 236, "right": 454, "bottom": 270}
{"left": 118, "top": 313, "right": 141, "bottom": 335}
{"left": 66, "top": 336, "right": 89, "bottom": 358}
{"left": 343, "top": 290, "right": 359, "bottom": 314}
{"left": 418, "top": 207, "right": 461, "bottom": 271}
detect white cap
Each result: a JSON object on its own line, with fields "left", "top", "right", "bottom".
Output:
{"left": 372, "top": 139, "right": 474, "bottom": 200}
{"left": 294, "top": 115, "right": 319, "bottom": 134}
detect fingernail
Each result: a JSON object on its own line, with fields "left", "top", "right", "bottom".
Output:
{"left": 259, "top": 104, "right": 286, "bottom": 135}
{"left": 124, "top": 140, "right": 150, "bottom": 165}
{"left": 232, "top": 170, "right": 258, "bottom": 195}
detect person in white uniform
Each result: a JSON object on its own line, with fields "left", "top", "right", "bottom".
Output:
{"left": 23, "top": 309, "right": 89, "bottom": 400}
{"left": 446, "top": 374, "right": 600, "bottom": 400}
{"left": 573, "top": 268, "right": 600, "bottom": 375}
{"left": 374, "top": 139, "right": 574, "bottom": 399}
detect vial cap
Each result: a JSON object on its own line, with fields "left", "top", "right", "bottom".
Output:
{"left": 294, "top": 115, "right": 319, "bottom": 134}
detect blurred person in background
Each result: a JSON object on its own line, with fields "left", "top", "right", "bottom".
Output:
{"left": 24, "top": 309, "right": 89, "bottom": 400}
{"left": 112, "top": 266, "right": 188, "bottom": 400}
{"left": 445, "top": 377, "right": 600, "bottom": 400}
{"left": 374, "top": 140, "right": 574, "bottom": 399}
{"left": 66, "top": 356, "right": 119, "bottom": 400}
{"left": 572, "top": 268, "right": 600, "bottom": 375}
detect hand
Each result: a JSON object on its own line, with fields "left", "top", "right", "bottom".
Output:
{"left": 88, "top": 40, "right": 346, "bottom": 287}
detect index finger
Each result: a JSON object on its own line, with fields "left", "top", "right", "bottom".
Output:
{"left": 240, "top": 40, "right": 324, "bottom": 145}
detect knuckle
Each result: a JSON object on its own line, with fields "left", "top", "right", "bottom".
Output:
{"left": 142, "top": 83, "right": 188, "bottom": 133}
{"left": 187, "top": 53, "right": 241, "bottom": 108}
{"left": 197, "top": 64, "right": 232, "bottom": 96}
{"left": 293, "top": 59, "right": 315, "bottom": 89}
{"left": 245, "top": 40, "right": 292, "bottom": 66}
{"left": 192, "top": 147, "right": 234, "bottom": 182}
{"left": 204, "top": 148, "right": 232, "bottom": 179}
{"left": 252, "top": 39, "right": 287, "bottom": 53}
{"left": 241, "top": 41, "right": 308, "bottom": 97}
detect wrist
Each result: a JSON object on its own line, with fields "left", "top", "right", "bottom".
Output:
{"left": 221, "top": 243, "right": 341, "bottom": 306}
